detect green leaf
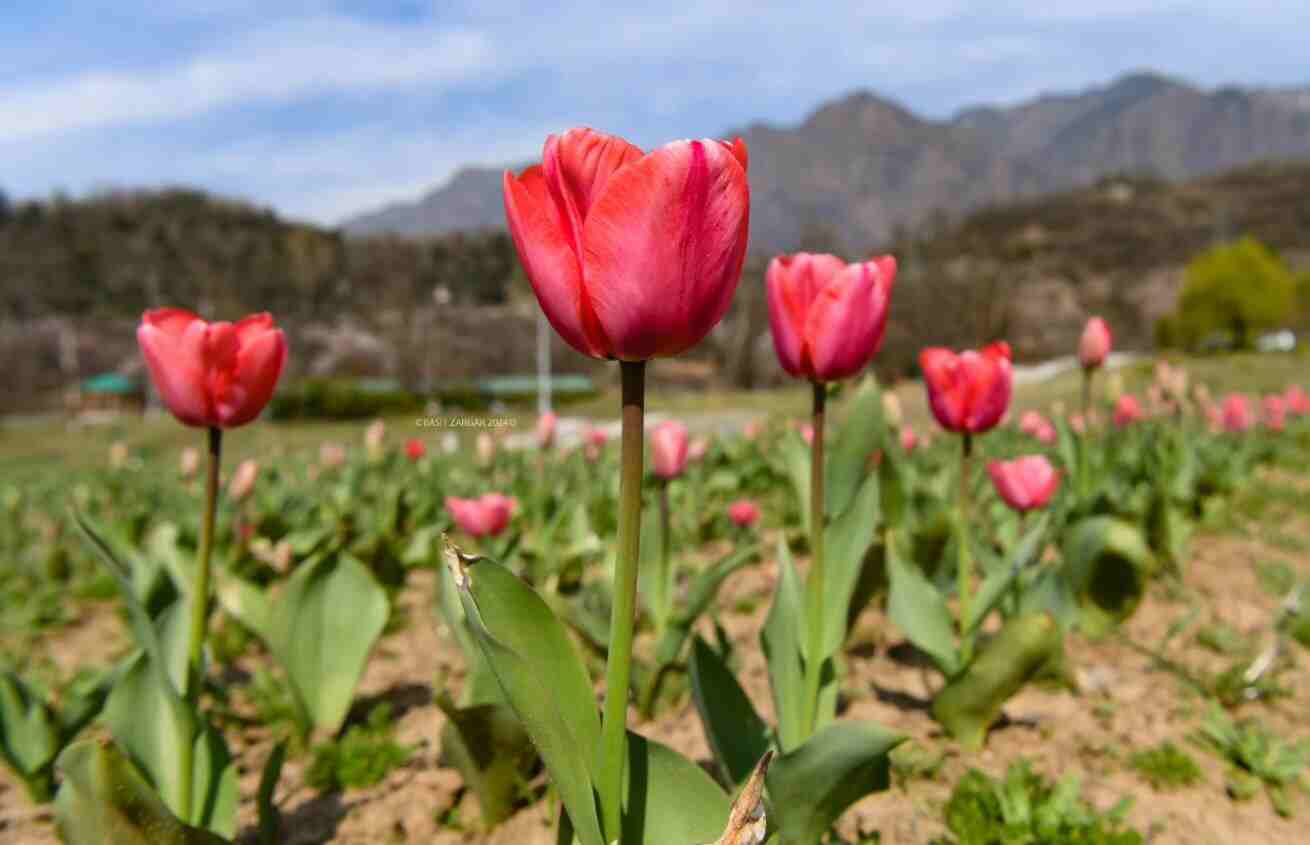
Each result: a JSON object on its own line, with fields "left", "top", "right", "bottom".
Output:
{"left": 0, "top": 671, "right": 59, "bottom": 801}
{"left": 779, "top": 434, "right": 811, "bottom": 535}
{"left": 886, "top": 535, "right": 960, "bottom": 678}
{"left": 761, "top": 539, "right": 807, "bottom": 752}
{"left": 826, "top": 378, "right": 884, "bottom": 519}
{"left": 620, "top": 731, "right": 730, "bottom": 845}
{"left": 636, "top": 506, "right": 669, "bottom": 633}
{"left": 932, "top": 613, "right": 1064, "bottom": 751}
{"left": 265, "top": 553, "right": 390, "bottom": 735}
{"left": 819, "top": 474, "right": 880, "bottom": 659}
{"left": 766, "top": 721, "right": 904, "bottom": 845}
{"left": 102, "top": 654, "right": 237, "bottom": 836}
{"left": 53, "top": 739, "right": 229, "bottom": 845}
{"left": 450, "top": 541, "right": 605, "bottom": 845}
{"left": 256, "top": 741, "right": 286, "bottom": 845}
{"left": 656, "top": 546, "right": 758, "bottom": 666}
{"left": 688, "top": 636, "right": 772, "bottom": 788}
{"left": 436, "top": 697, "right": 536, "bottom": 829}
{"left": 1062, "top": 517, "right": 1155, "bottom": 636}
{"left": 963, "top": 514, "right": 1050, "bottom": 636}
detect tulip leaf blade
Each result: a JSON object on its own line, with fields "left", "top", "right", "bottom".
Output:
{"left": 1061, "top": 516, "right": 1155, "bottom": 636}
{"left": 820, "top": 473, "right": 880, "bottom": 659}
{"left": 761, "top": 539, "right": 808, "bottom": 752}
{"left": 656, "top": 545, "right": 758, "bottom": 665}
{"left": 688, "top": 635, "right": 772, "bottom": 789}
{"left": 886, "top": 535, "right": 961, "bottom": 679}
{"left": 53, "top": 739, "right": 230, "bottom": 845}
{"left": 0, "top": 671, "right": 60, "bottom": 801}
{"left": 450, "top": 542, "right": 605, "bottom": 845}
{"left": 619, "top": 731, "right": 731, "bottom": 845}
{"left": 963, "top": 513, "right": 1050, "bottom": 636}
{"left": 826, "top": 378, "right": 885, "bottom": 520}
{"left": 765, "top": 720, "right": 904, "bottom": 845}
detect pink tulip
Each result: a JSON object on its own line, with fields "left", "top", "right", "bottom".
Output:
{"left": 650, "top": 420, "right": 690, "bottom": 479}
{"left": 800, "top": 423, "right": 814, "bottom": 445}
{"left": 688, "top": 436, "right": 711, "bottom": 463}
{"left": 179, "top": 447, "right": 200, "bottom": 479}
{"left": 988, "top": 455, "right": 1060, "bottom": 513}
{"left": 1222, "top": 394, "right": 1255, "bottom": 433}
{"left": 1285, "top": 385, "right": 1310, "bottom": 416}
{"left": 1263, "top": 395, "right": 1287, "bottom": 432}
{"left": 537, "top": 412, "right": 558, "bottom": 448}
{"left": 766, "top": 253, "right": 897, "bottom": 382}
{"left": 1018, "top": 410, "right": 1057, "bottom": 444}
{"left": 920, "top": 342, "right": 1013, "bottom": 434}
{"left": 320, "top": 442, "right": 346, "bottom": 469}
{"left": 1113, "top": 394, "right": 1144, "bottom": 428}
{"left": 1069, "top": 413, "right": 1087, "bottom": 435}
{"left": 587, "top": 427, "right": 609, "bottom": 448}
{"left": 503, "top": 128, "right": 750, "bottom": 361}
{"left": 228, "top": 459, "right": 258, "bottom": 502}
{"left": 1079, "top": 317, "right": 1112, "bottom": 369}
{"left": 445, "top": 493, "right": 518, "bottom": 538}
{"left": 743, "top": 420, "right": 763, "bottom": 441}
{"left": 405, "top": 438, "right": 426, "bottom": 462}
{"left": 899, "top": 425, "right": 918, "bottom": 453}
{"left": 137, "top": 309, "right": 286, "bottom": 428}
{"left": 728, "top": 499, "right": 761, "bottom": 528}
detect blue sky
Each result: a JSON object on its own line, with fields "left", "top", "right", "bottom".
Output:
{"left": 2, "top": 2, "right": 1306, "bottom": 225}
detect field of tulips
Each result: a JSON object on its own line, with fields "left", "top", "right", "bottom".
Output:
{"left": 3, "top": 128, "right": 1310, "bottom": 845}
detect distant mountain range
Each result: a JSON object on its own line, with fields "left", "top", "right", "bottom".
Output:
{"left": 341, "top": 71, "right": 1310, "bottom": 252}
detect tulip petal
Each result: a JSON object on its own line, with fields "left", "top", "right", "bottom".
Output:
{"left": 142, "top": 307, "right": 202, "bottom": 337}
{"left": 582, "top": 138, "right": 750, "bottom": 359}
{"left": 138, "top": 319, "right": 210, "bottom": 426}
{"left": 223, "top": 326, "right": 286, "bottom": 427}
{"left": 804, "top": 259, "right": 892, "bottom": 382}
{"left": 504, "top": 166, "right": 608, "bottom": 357}
{"left": 542, "top": 128, "right": 644, "bottom": 241}
{"left": 920, "top": 348, "right": 967, "bottom": 433}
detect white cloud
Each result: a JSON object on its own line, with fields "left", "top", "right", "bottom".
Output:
{"left": 0, "top": 16, "right": 496, "bottom": 143}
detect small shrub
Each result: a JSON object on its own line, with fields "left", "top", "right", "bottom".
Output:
{"left": 937, "top": 760, "right": 1144, "bottom": 845}
{"left": 307, "top": 703, "right": 414, "bottom": 792}
{"left": 1129, "top": 742, "right": 1203, "bottom": 790}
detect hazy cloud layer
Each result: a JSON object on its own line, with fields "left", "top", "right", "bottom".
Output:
{"left": 2, "top": 2, "right": 1305, "bottom": 223}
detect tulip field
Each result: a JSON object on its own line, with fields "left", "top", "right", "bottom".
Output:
{"left": 3, "top": 128, "right": 1310, "bottom": 845}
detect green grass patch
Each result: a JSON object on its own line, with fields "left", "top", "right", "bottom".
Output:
{"left": 1129, "top": 742, "right": 1204, "bottom": 790}
{"left": 307, "top": 703, "right": 414, "bottom": 792}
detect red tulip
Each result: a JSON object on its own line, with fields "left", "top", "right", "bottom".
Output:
{"left": 920, "top": 342, "right": 1013, "bottom": 434}
{"left": 1263, "top": 395, "right": 1287, "bottom": 432}
{"left": 1079, "top": 317, "right": 1112, "bottom": 369}
{"left": 405, "top": 438, "right": 427, "bottom": 462}
{"left": 445, "top": 494, "right": 518, "bottom": 538}
{"left": 503, "top": 128, "right": 750, "bottom": 361}
{"left": 766, "top": 253, "right": 896, "bottom": 382}
{"left": 1113, "top": 394, "right": 1144, "bottom": 428}
{"left": 1222, "top": 394, "right": 1255, "bottom": 433}
{"left": 650, "top": 420, "right": 690, "bottom": 479}
{"left": 988, "top": 455, "right": 1060, "bottom": 513}
{"left": 728, "top": 499, "right": 761, "bottom": 528}
{"left": 137, "top": 309, "right": 286, "bottom": 428}
{"left": 537, "top": 411, "right": 558, "bottom": 448}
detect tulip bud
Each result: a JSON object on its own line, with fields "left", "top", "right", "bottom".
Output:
{"left": 536, "top": 411, "right": 558, "bottom": 449}
{"left": 728, "top": 499, "right": 761, "bottom": 528}
{"left": 799, "top": 423, "right": 814, "bottom": 445}
{"left": 651, "top": 420, "right": 690, "bottom": 480}
{"left": 882, "top": 392, "right": 904, "bottom": 428}
{"left": 137, "top": 309, "right": 286, "bottom": 429}
{"left": 743, "top": 420, "right": 763, "bottom": 441}
{"left": 179, "top": 446, "right": 200, "bottom": 479}
{"left": 405, "top": 438, "right": 427, "bottom": 462}
{"left": 767, "top": 253, "right": 897, "bottom": 382}
{"left": 1113, "top": 394, "right": 1144, "bottom": 428}
{"left": 899, "top": 425, "right": 918, "bottom": 453}
{"left": 445, "top": 493, "right": 518, "bottom": 538}
{"left": 229, "top": 459, "right": 258, "bottom": 502}
{"left": 920, "top": 342, "right": 1013, "bottom": 434}
{"left": 476, "top": 432, "right": 496, "bottom": 467}
{"left": 364, "top": 419, "right": 386, "bottom": 459}
{"left": 319, "top": 442, "right": 346, "bottom": 469}
{"left": 988, "top": 455, "right": 1060, "bottom": 512}
{"left": 1222, "top": 394, "right": 1255, "bottom": 433}
{"left": 1079, "top": 317, "right": 1112, "bottom": 370}
{"left": 1263, "top": 395, "right": 1287, "bottom": 432}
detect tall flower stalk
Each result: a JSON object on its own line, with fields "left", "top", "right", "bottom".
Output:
{"left": 801, "top": 381, "right": 827, "bottom": 733}
{"left": 597, "top": 361, "right": 646, "bottom": 835}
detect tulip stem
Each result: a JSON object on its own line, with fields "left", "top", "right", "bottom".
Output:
{"left": 957, "top": 432, "right": 975, "bottom": 668}
{"left": 802, "top": 381, "right": 827, "bottom": 737}
{"left": 599, "top": 360, "right": 645, "bottom": 843}
{"left": 179, "top": 426, "right": 221, "bottom": 823}
{"left": 1079, "top": 369, "right": 1093, "bottom": 502}
{"left": 657, "top": 478, "right": 672, "bottom": 639}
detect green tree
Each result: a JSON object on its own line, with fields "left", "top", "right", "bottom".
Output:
{"left": 1174, "top": 237, "right": 1295, "bottom": 350}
